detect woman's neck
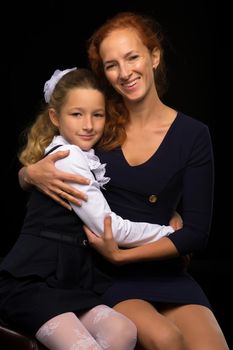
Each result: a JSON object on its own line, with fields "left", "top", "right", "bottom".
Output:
{"left": 127, "top": 97, "right": 175, "bottom": 129}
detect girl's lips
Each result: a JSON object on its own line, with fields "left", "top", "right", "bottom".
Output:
{"left": 79, "top": 135, "right": 95, "bottom": 140}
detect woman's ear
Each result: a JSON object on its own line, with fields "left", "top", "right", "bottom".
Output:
{"left": 49, "top": 108, "right": 59, "bottom": 128}
{"left": 152, "top": 47, "right": 160, "bottom": 69}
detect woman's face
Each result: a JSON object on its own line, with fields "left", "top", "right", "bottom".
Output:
{"left": 99, "top": 28, "right": 160, "bottom": 103}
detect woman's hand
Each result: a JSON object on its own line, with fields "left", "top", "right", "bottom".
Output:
{"left": 83, "top": 216, "right": 123, "bottom": 265}
{"left": 19, "top": 150, "right": 90, "bottom": 210}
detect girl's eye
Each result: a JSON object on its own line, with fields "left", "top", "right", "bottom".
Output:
{"left": 94, "top": 113, "right": 105, "bottom": 118}
{"left": 72, "top": 112, "right": 82, "bottom": 117}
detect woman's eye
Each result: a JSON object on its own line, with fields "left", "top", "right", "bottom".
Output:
{"left": 105, "top": 63, "right": 116, "bottom": 70}
{"left": 129, "top": 55, "right": 139, "bottom": 61}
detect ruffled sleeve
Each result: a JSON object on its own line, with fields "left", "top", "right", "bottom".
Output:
{"left": 84, "top": 149, "right": 110, "bottom": 188}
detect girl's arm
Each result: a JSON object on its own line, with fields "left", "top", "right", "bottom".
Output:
{"left": 84, "top": 125, "right": 214, "bottom": 262}
{"left": 54, "top": 145, "right": 175, "bottom": 247}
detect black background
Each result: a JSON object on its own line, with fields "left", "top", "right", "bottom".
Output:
{"left": 2, "top": 0, "right": 232, "bottom": 347}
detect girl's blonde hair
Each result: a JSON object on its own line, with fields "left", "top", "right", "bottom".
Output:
{"left": 19, "top": 68, "right": 106, "bottom": 165}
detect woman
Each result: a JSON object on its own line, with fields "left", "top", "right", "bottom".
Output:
{"left": 18, "top": 12, "right": 229, "bottom": 350}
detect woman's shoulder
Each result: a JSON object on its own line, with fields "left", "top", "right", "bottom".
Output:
{"left": 175, "top": 112, "right": 213, "bottom": 159}
{"left": 177, "top": 111, "right": 209, "bottom": 132}
{"left": 173, "top": 112, "right": 211, "bottom": 146}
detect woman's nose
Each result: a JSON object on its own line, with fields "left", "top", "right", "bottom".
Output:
{"left": 119, "top": 63, "right": 132, "bottom": 80}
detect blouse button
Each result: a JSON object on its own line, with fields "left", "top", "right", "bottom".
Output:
{"left": 82, "top": 239, "right": 88, "bottom": 246}
{"left": 148, "top": 194, "right": 157, "bottom": 203}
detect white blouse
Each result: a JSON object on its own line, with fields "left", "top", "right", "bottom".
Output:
{"left": 45, "top": 136, "right": 174, "bottom": 247}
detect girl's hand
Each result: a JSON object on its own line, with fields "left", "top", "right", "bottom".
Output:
{"left": 169, "top": 212, "right": 192, "bottom": 269}
{"left": 169, "top": 211, "right": 183, "bottom": 230}
{"left": 19, "top": 150, "right": 90, "bottom": 210}
{"left": 83, "top": 216, "right": 123, "bottom": 265}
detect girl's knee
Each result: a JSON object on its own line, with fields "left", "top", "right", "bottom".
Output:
{"left": 103, "top": 308, "right": 137, "bottom": 349}
{"left": 110, "top": 313, "right": 137, "bottom": 343}
{"left": 87, "top": 305, "right": 137, "bottom": 349}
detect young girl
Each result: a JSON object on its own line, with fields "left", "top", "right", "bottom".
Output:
{"left": 0, "top": 67, "right": 175, "bottom": 350}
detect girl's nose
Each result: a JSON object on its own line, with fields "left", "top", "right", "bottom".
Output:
{"left": 82, "top": 116, "right": 93, "bottom": 131}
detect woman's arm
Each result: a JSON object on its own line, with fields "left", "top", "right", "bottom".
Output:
{"left": 18, "top": 149, "right": 183, "bottom": 231}
{"left": 168, "top": 126, "right": 214, "bottom": 254}
{"left": 84, "top": 216, "right": 179, "bottom": 265}
{"left": 18, "top": 150, "right": 90, "bottom": 210}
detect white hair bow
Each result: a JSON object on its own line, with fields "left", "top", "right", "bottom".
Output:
{"left": 44, "top": 67, "right": 77, "bottom": 103}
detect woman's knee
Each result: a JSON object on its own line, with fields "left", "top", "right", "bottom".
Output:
{"left": 146, "top": 325, "right": 185, "bottom": 350}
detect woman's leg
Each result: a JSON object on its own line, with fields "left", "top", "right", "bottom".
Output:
{"left": 161, "top": 304, "right": 229, "bottom": 350}
{"left": 80, "top": 304, "right": 137, "bottom": 350}
{"left": 114, "top": 299, "right": 186, "bottom": 350}
{"left": 36, "top": 312, "right": 102, "bottom": 350}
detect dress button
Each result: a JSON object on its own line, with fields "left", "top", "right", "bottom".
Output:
{"left": 148, "top": 194, "right": 157, "bottom": 203}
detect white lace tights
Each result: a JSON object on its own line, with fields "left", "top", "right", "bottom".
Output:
{"left": 35, "top": 305, "right": 137, "bottom": 350}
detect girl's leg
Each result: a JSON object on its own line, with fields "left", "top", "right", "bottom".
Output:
{"left": 114, "top": 299, "right": 186, "bottom": 350}
{"left": 161, "top": 304, "right": 229, "bottom": 350}
{"left": 80, "top": 304, "right": 137, "bottom": 350}
{"left": 35, "top": 312, "right": 102, "bottom": 350}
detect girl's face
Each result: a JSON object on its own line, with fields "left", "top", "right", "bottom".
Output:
{"left": 50, "top": 88, "right": 106, "bottom": 151}
{"left": 99, "top": 28, "right": 160, "bottom": 103}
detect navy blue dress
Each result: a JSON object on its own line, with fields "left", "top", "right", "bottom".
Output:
{"left": 0, "top": 162, "right": 111, "bottom": 335}
{"left": 95, "top": 112, "right": 214, "bottom": 308}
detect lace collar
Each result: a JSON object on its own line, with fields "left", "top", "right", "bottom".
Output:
{"left": 84, "top": 149, "right": 110, "bottom": 189}
{"left": 46, "top": 136, "right": 110, "bottom": 189}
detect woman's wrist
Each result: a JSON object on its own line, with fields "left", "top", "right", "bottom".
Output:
{"left": 18, "top": 166, "right": 33, "bottom": 191}
{"left": 110, "top": 249, "right": 128, "bottom": 265}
